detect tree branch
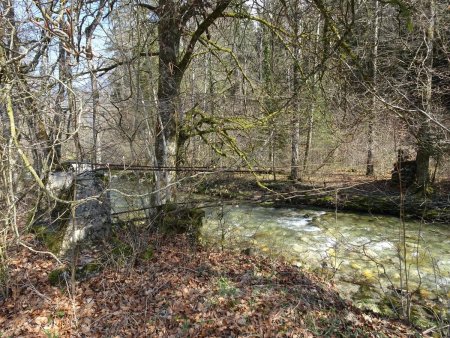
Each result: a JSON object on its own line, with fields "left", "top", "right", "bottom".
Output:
{"left": 136, "top": 1, "right": 158, "bottom": 11}
{"left": 177, "top": 0, "right": 231, "bottom": 74}
{"left": 75, "top": 51, "right": 159, "bottom": 77}
{"left": 221, "top": 12, "right": 289, "bottom": 37}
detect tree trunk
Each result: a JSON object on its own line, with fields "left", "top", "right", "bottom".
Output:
{"left": 366, "top": 121, "right": 374, "bottom": 176}
{"left": 155, "top": 2, "right": 182, "bottom": 204}
{"left": 290, "top": 22, "right": 301, "bottom": 181}
{"left": 259, "top": 9, "right": 277, "bottom": 181}
{"left": 303, "top": 15, "right": 321, "bottom": 174}
{"left": 366, "top": 0, "right": 379, "bottom": 177}
{"left": 150, "top": 0, "right": 231, "bottom": 204}
{"left": 291, "top": 52, "right": 300, "bottom": 181}
{"left": 87, "top": 58, "right": 100, "bottom": 165}
{"left": 55, "top": 39, "right": 66, "bottom": 167}
{"left": 415, "top": 0, "right": 435, "bottom": 190}
{"left": 290, "top": 111, "right": 300, "bottom": 181}
{"left": 85, "top": 1, "right": 105, "bottom": 166}
{"left": 415, "top": 135, "right": 430, "bottom": 188}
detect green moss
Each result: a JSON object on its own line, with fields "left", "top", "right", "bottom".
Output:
{"left": 361, "top": 269, "right": 377, "bottom": 284}
{"left": 424, "top": 209, "right": 441, "bottom": 218}
{"left": 48, "top": 268, "right": 68, "bottom": 287}
{"left": 78, "top": 263, "right": 102, "bottom": 278}
{"left": 410, "top": 304, "right": 435, "bottom": 328}
{"left": 379, "top": 294, "right": 399, "bottom": 317}
{"left": 48, "top": 263, "right": 102, "bottom": 286}
{"left": 55, "top": 310, "right": 66, "bottom": 318}
{"left": 157, "top": 204, "right": 205, "bottom": 239}
{"left": 425, "top": 185, "right": 434, "bottom": 196}
{"left": 318, "top": 195, "right": 335, "bottom": 204}
{"left": 111, "top": 240, "right": 133, "bottom": 257}
{"left": 0, "top": 263, "right": 8, "bottom": 299}
{"left": 85, "top": 263, "right": 101, "bottom": 273}
{"left": 217, "top": 277, "right": 239, "bottom": 298}
{"left": 346, "top": 196, "right": 369, "bottom": 209}
{"left": 73, "top": 263, "right": 104, "bottom": 281}
{"left": 378, "top": 293, "right": 435, "bottom": 327}
{"left": 141, "top": 246, "right": 154, "bottom": 260}
{"left": 33, "top": 225, "right": 65, "bottom": 254}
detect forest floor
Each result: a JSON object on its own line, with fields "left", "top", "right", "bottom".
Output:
{"left": 1, "top": 230, "right": 425, "bottom": 338}
{"left": 194, "top": 173, "right": 450, "bottom": 223}
{"left": 2, "top": 174, "right": 448, "bottom": 337}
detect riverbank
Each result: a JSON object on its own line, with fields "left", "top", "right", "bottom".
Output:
{"left": 194, "top": 174, "right": 450, "bottom": 223}
{"left": 1, "top": 232, "right": 422, "bottom": 337}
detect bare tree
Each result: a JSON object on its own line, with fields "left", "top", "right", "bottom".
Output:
{"left": 137, "top": 0, "right": 232, "bottom": 204}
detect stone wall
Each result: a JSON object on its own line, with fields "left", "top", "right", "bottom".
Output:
{"left": 60, "top": 171, "right": 111, "bottom": 255}
{"left": 33, "top": 170, "right": 111, "bottom": 256}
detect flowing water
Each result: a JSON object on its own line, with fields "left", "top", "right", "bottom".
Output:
{"left": 201, "top": 203, "right": 450, "bottom": 314}
{"left": 108, "top": 176, "right": 450, "bottom": 317}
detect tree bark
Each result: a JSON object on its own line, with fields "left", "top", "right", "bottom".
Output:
{"left": 85, "top": 1, "right": 106, "bottom": 165}
{"left": 151, "top": 0, "right": 231, "bottom": 204}
{"left": 415, "top": 0, "right": 435, "bottom": 190}
{"left": 290, "top": 14, "right": 301, "bottom": 181}
{"left": 303, "top": 15, "right": 321, "bottom": 174}
{"left": 366, "top": 0, "right": 379, "bottom": 177}
{"left": 155, "top": 0, "right": 182, "bottom": 204}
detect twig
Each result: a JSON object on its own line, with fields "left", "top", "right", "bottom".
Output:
{"left": 422, "top": 325, "right": 449, "bottom": 335}
{"left": 19, "top": 241, "right": 63, "bottom": 265}
{"left": 27, "top": 283, "right": 53, "bottom": 302}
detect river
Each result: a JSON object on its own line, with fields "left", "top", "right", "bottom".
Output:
{"left": 109, "top": 176, "right": 449, "bottom": 320}
{"left": 200, "top": 203, "right": 450, "bottom": 316}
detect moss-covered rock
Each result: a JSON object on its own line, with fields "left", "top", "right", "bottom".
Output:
{"left": 156, "top": 204, "right": 205, "bottom": 240}
{"left": 77, "top": 263, "right": 103, "bottom": 280}
{"left": 30, "top": 171, "right": 74, "bottom": 254}
{"left": 48, "top": 268, "right": 69, "bottom": 287}
{"left": 32, "top": 225, "right": 66, "bottom": 254}
{"left": 32, "top": 169, "right": 112, "bottom": 256}
{"left": 48, "top": 263, "right": 103, "bottom": 287}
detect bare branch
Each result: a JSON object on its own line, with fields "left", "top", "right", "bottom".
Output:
{"left": 177, "top": 0, "right": 232, "bottom": 74}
